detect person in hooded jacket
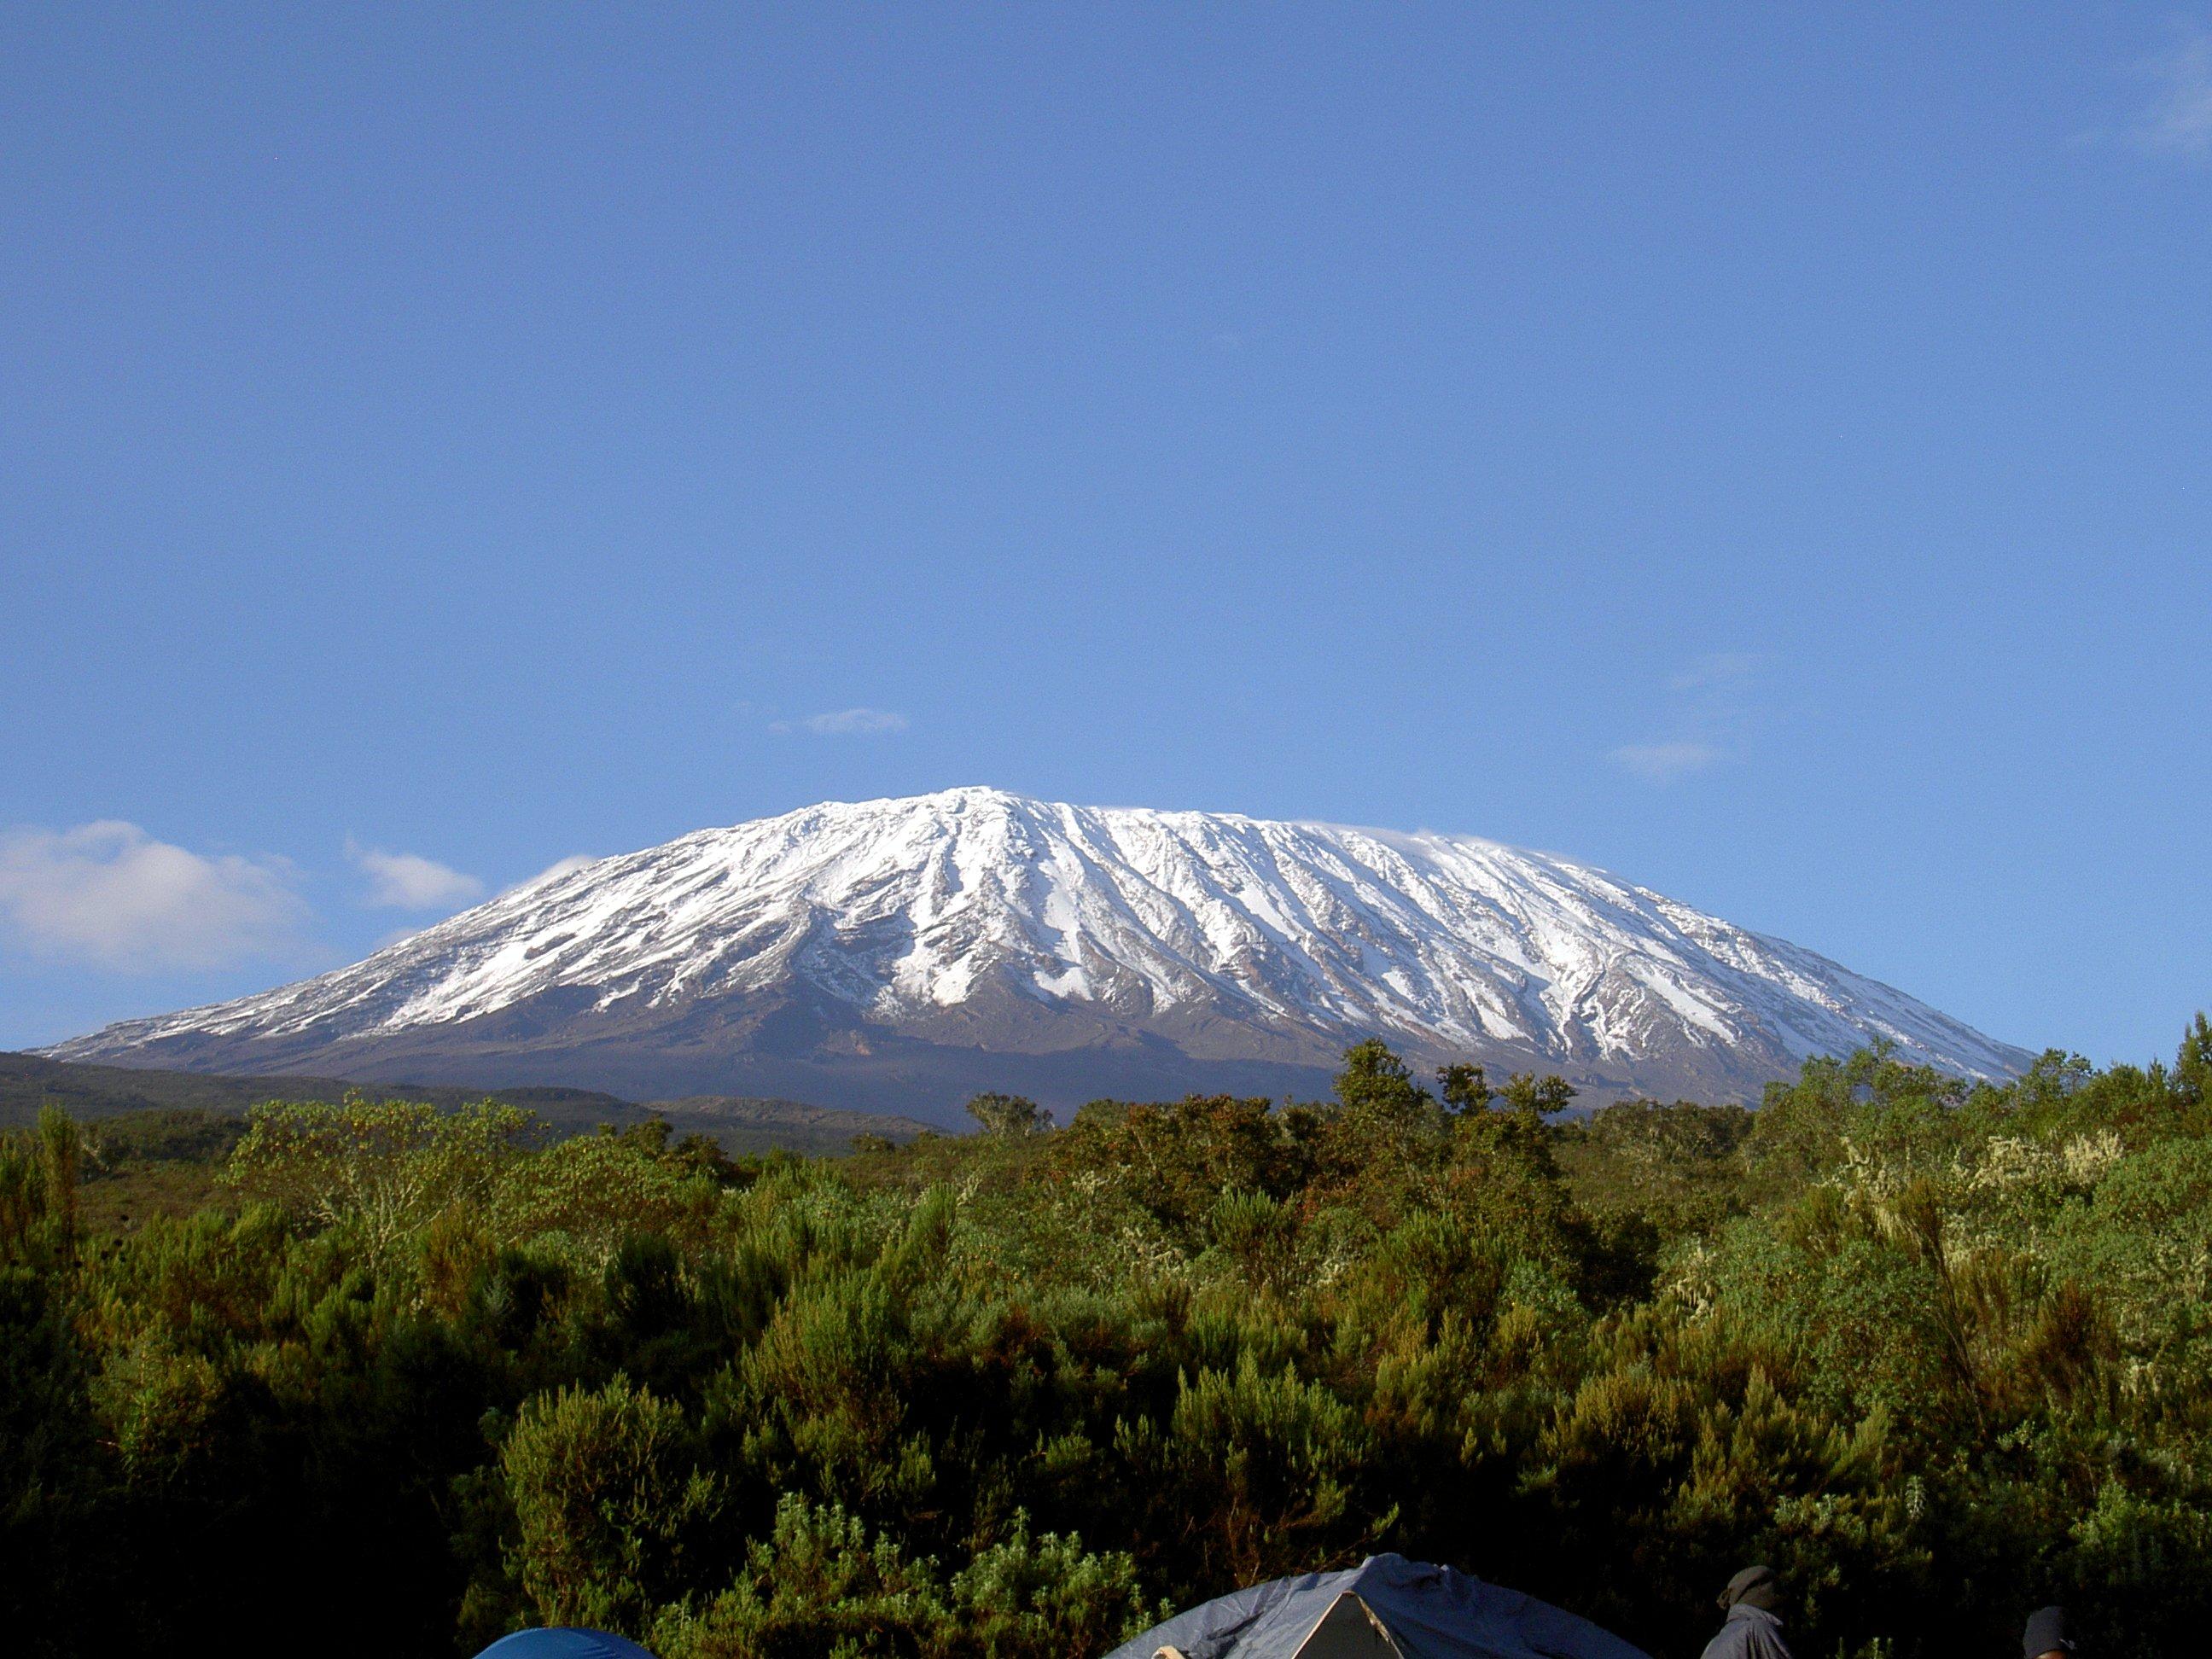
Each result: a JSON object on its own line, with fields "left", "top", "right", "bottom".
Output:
{"left": 2021, "top": 1605, "right": 2075, "bottom": 1659}
{"left": 1697, "top": 1565, "right": 1793, "bottom": 1659}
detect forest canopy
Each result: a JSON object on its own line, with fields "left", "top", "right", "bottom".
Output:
{"left": 6, "top": 1018, "right": 2212, "bottom": 1657}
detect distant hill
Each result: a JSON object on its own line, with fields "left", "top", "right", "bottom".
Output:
{"left": 0, "top": 1051, "right": 631, "bottom": 1128}
{"left": 0, "top": 1052, "right": 933, "bottom": 1156}
{"left": 643, "top": 1095, "right": 938, "bottom": 1156}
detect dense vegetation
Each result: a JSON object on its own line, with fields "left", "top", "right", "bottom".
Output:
{"left": 6, "top": 1021, "right": 2212, "bottom": 1657}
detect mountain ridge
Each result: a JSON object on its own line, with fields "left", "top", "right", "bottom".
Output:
{"left": 44, "top": 787, "right": 2031, "bottom": 1114}
{"left": 0, "top": 1051, "right": 935, "bottom": 1155}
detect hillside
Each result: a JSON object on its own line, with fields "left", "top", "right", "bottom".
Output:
{"left": 0, "top": 1052, "right": 932, "bottom": 1155}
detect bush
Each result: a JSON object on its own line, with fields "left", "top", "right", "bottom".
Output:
{"left": 502, "top": 1376, "right": 722, "bottom": 1633}
{"left": 8, "top": 1026, "right": 2212, "bottom": 1656}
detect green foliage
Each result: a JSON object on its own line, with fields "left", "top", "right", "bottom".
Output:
{"left": 6, "top": 1024, "right": 2212, "bottom": 1656}
{"left": 0, "top": 1103, "right": 82, "bottom": 1261}
{"left": 651, "top": 1494, "right": 1161, "bottom": 1658}
{"left": 502, "top": 1376, "right": 723, "bottom": 1633}
{"left": 486, "top": 1130, "right": 717, "bottom": 1260}
{"left": 1124, "top": 1352, "right": 1381, "bottom": 1586}
{"left": 1500, "top": 1072, "right": 1576, "bottom": 1121}
{"left": 963, "top": 1092, "right": 1048, "bottom": 1138}
{"left": 228, "top": 1094, "right": 537, "bottom": 1262}
{"left": 1434, "top": 1062, "right": 1488, "bottom": 1114}
{"left": 1335, "top": 1039, "right": 1431, "bottom": 1116}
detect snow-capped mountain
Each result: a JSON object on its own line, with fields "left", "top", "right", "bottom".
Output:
{"left": 46, "top": 788, "right": 2030, "bottom": 1116}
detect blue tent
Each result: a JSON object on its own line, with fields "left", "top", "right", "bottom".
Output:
{"left": 1103, "top": 1554, "right": 1650, "bottom": 1659}
{"left": 473, "top": 1630, "right": 659, "bottom": 1659}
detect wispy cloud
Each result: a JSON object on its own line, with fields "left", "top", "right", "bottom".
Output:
{"left": 0, "top": 820, "right": 310, "bottom": 970}
{"left": 1609, "top": 652, "right": 1773, "bottom": 784}
{"left": 346, "top": 840, "right": 485, "bottom": 910}
{"left": 2127, "top": 24, "right": 2212, "bottom": 159}
{"left": 1667, "top": 651, "right": 1767, "bottom": 692}
{"left": 499, "top": 854, "right": 598, "bottom": 898}
{"left": 525, "top": 854, "right": 597, "bottom": 887}
{"left": 771, "top": 707, "right": 910, "bottom": 736}
{"left": 1609, "top": 742, "right": 1722, "bottom": 783}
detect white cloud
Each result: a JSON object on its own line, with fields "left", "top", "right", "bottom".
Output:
{"left": 0, "top": 820, "right": 310, "bottom": 970}
{"left": 1611, "top": 649, "right": 1779, "bottom": 783}
{"left": 346, "top": 840, "right": 485, "bottom": 910}
{"left": 771, "top": 707, "right": 910, "bottom": 736}
{"left": 2129, "top": 26, "right": 2212, "bottom": 159}
{"left": 1609, "top": 742, "right": 1722, "bottom": 783}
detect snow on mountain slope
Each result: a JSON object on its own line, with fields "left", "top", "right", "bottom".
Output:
{"left": 44, "top": 788, "right": 2030, "bottom": 1108}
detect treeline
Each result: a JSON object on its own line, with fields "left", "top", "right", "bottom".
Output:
{"left": 5, "top": 1023, "right": 2212, "bottom": 1656}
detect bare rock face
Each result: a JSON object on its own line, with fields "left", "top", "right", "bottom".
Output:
{"left": 45, "top": 788, "right": 2029, "bottom": 1120}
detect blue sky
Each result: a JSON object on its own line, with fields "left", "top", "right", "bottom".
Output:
{"left": 3, "top": 4, "right": 2207, "bottom": 1065}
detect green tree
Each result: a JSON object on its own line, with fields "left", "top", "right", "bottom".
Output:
{"left": 1334, "top": 1039, "right": 1432, "bottom": 1117}
{"left": 1499, "top": 1072, "right": 1576, "bottom": 1122}
{"left": 2175, "top": 1010, "right": 2212, "bottom": 1106}
{"left": 1437, "top": 1062, "right": 1492, "bottom": 1115}
{"left": 34, "top": 1105, "right": 79, "bottom": 1249}
{"left": 964, "top": 1092, "right": 1048, "bottom": 1137}
{"left": 227, "top": 1096, "right": 535, "bottom": 1262}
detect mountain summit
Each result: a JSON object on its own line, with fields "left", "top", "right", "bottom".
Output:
{"left": 46, "top": 788, "right": 2029, "bottom": 1116}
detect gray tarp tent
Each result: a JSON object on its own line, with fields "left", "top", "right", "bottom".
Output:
{"left": 1103, "top": 1553, "right": 1651, "bottom": 1659}
{"left": 474, "top": 1630, "right": 659, "bottom": 1659}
